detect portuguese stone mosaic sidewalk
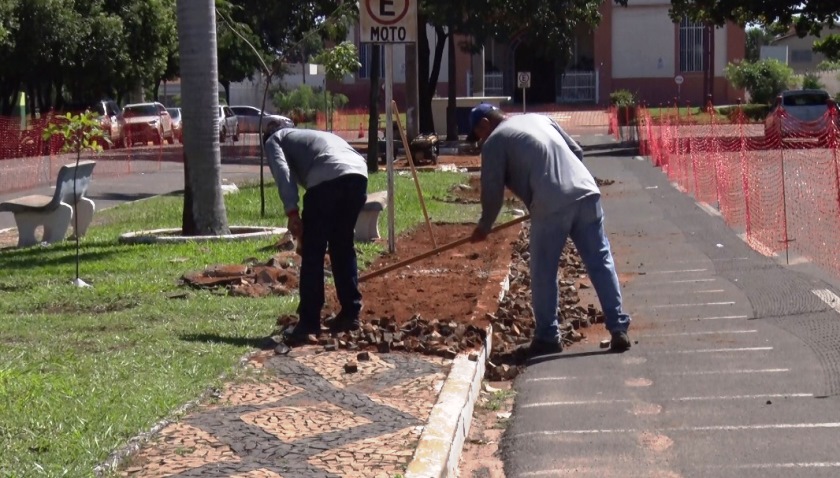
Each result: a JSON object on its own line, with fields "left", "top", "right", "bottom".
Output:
{"left": 119, "top": 348, "right": 451, "bottom": 478}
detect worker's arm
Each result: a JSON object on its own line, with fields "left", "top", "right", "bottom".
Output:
{"left": 476, "top": 138, "right": 507, "bottom": 235}
{"left": 264, "top": 138, "right": 300, "bottom": 214}
{"left": 549, "top": 118, "right": 584, "bottom": 161}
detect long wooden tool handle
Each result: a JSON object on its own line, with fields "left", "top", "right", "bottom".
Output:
{"left": 359, "top": 214, "right": 530, "bottom": 283}
{"left": 392, "top": 100, "right": 437, "bottom": 248}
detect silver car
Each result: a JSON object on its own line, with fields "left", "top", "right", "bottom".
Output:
{"left": 230, "top": 105, "right": 294, "bottom": 134}
{"left": 765, "top": 89, "right": 839, "bottom": 138}
{"left": 218, "top": 105, "right": 239, "bottom": 143}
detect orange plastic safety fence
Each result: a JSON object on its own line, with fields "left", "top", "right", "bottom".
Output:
{"left": 637, "top": 103, "right": 840, "bottom": 278}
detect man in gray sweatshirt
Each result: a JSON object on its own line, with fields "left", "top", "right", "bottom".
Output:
{"left": 467, "top": 104, "right": 632, "bottom": 355}
{"left": 264, "top": 128, "right": 369, "bottom": 345}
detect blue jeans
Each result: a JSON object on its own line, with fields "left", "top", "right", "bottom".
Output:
{"left": 529, "top": 195, "right": 631, "bottom": 342}
{"left": 298, "top": 174, "right": 368, "bottom": 330}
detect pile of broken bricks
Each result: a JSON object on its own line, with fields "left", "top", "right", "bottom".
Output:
{"left": 179, "top": 226, "right": 606, "bottom": 382}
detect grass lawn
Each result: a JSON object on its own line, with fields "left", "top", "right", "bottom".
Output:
{"left": 0, "top": 170, "right": 481, "bottom": 477}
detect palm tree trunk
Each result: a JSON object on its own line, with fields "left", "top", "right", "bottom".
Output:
{"left": 176, "top": 0, "right": 229, "bottom": 235}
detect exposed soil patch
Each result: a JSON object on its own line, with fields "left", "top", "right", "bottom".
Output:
{"left": 444, "top": 176, "right": 521, "bottom": 205}
{"left": 326, "top": 222, "right": 521, "bottom": 330}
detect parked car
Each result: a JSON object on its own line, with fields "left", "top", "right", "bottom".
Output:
{"left": 217, "top": 105, "right": 239, "bottom": 143}
{"left": 61, "top": 99, "right": 126, "bottom": 148}
{"left": 123, "top": 102, "right": 175, "bottom": 146}
{"left": 229, "top": 105, "right": 294, "bottom": 133}
{"left": 167, "top": 107, "right": 182, "bottom": 143}
{"left": 764, "top": 89, "right": 839, "bottom": 138}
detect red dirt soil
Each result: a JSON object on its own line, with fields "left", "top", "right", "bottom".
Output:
{"left": 325, "top": 222, "right": 520, "bottom": 330}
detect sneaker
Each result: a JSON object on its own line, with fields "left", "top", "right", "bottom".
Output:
{"left": 326, "top": 314, "right": 360, "bottom": 334}
{"left": 516, "top": 337, "right": 563, "bottom": 359}
{"left": 610, "top": 331, "right": 631, "bottom": 352}
{"left": 283, "top": 324, "right": 320, "bottom": 346}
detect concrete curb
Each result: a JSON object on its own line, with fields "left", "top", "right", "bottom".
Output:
{"left": 405, "top": 224, "right": 521, "bottom": 478}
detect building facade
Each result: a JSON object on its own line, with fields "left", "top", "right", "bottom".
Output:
{"left": 329, "top": 0, "right": 747, "bottom": 108}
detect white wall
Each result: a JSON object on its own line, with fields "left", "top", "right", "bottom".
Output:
{"left": 714, "top": 27, "right": 727, "bottom": 76}
{"left": 612, "top": 6, "right": 675, "bottom": 78}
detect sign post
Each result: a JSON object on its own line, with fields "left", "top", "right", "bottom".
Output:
{"left": 360, "top": 0, "right": 417, "bottom": 253}
{"left": 674, "top": 75, "right": 684, "bottom": 101}
{"left": 518, "top": 72, "right": 531, "bottom": 113}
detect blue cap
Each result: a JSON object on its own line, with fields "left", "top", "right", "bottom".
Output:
{"left": 467, "top": 103, "right": 499, "bottom": 142}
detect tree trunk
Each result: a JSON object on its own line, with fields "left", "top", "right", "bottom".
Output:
{"left": 222, "top": 81, "right": 231, "bottom": 105}
{"left": 176, "top": 0, "right": 230, "bottom": 235}
{"left": 367, "top": 44, "right": 381, "bottom": 172}
{"left": 153, "top": 79, "right": 161, "bottom": 101}
{"left": 446, "top": 27, "right": 458, "bottom": 141}
{"left": 418, "top": 15, "right": 433, "bottom": 134}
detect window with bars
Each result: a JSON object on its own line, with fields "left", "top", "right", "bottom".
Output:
{"left": 679, "top": 18, "right": 705, "bottom": 72}
{"left": 358, "top": 44, "right": 385, "bottom": 79}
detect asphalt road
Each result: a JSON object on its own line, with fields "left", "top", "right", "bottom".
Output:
{"left": 0, "top": 159, "right": 269, "bottom": 231}
{"left": 502, "top": 134, "right": 840, "bottom": 478}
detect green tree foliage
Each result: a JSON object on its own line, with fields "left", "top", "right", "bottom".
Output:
{"left": 724, "top": 59, "right": 794, "bottom": 105}
{"left": 801, "top": 72, "right": 825, "bottom": 90}
{"left": 813, "top": 34, "right": 840, "bottom": 62}
{"left": 661, "top": 0, "right": 838, "bottom": 35}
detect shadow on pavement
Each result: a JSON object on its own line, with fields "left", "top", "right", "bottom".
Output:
{"left": 180, "top": 333, "right": 276, "bottom": 350}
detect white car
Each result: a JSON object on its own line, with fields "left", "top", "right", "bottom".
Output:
{"left": 230, "top": 105, "right": 294, "bottom": 134}
{"left": 123, "top": 102, "right": 175, "bottom": 146}
{"left": 218, "top": 105, "right": 239, "bottom": 143}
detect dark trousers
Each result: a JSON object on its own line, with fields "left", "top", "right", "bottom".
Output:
{"left": 297, "top": 174, "right": 368, "bottom": 329}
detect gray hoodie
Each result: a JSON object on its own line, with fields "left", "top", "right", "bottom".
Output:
{"left": 264, "top": 128, "right": 368, "bottom": 214}
{"left": 477, "top": 114, "right": 599, "bottom": 233}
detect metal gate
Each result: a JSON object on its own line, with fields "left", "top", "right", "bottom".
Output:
{"left": 556, "top": 70, "right": 597, "bottom": 103}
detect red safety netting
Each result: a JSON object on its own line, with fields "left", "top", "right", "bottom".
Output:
{"left": 0, "top": 108, "right": 381, "bottom": 198}
{"left": 632, "top": 102, "right": 840, "bottom": 277}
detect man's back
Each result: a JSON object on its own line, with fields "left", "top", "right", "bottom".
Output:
{"left": 480, "top": 114, "right": 599, "bottom": 223}
{"left": 268, "top": 129, "right": 367, "bottom": 188}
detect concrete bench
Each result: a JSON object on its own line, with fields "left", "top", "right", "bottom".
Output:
{"left": 0, "top": 160, "right": 97, "bottom": 248}
{"left": 354, "top": 190, "right": 388, "bottom": 242}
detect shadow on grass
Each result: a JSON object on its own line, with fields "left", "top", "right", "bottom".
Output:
{"left": 0, "top": 238, "right": 128, "bottom": 270}
{"left": 87, "top": 192, "right": 161, "bottom": 202}
{"left": 180, "top": 333, "right": 276, "bottom": 350}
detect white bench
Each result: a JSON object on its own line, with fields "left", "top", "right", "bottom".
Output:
{"left": 354, "top": 190, "right": 388, "bottom": 242}
{"left": 0, "top": 160, "right": 97, "bottom": 248}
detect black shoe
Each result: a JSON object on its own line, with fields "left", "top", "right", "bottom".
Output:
{"left": 326, "top": 314, "right": 360, "bottom": 334}
{"left": 516, "top": 337, "right": 563, "bottom": 360}
{"left": 283, "top": 324, "right": 320, "bottom": 346}
{"left": 610, "top": 331, "right": 631, "bottom": 352}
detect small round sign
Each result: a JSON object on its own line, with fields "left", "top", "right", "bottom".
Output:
{"left": 518, "top": 72, "right": 531, "bottom": 88}
{"left": 674, "top": 75, "right": 685, "bottom": 85}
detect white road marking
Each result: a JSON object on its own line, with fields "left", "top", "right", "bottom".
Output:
{"left": 660, "top": 314, "right": 750, "bottom": 323}
{"left": 646, "top": 268, "right": 708, "bottom": 274}
{"left": 521, "top": 393, "right": 812, "bottom": 408}
{"left": 673, "top": 393, "right": 812, "bottom": 401}
{"left": 639, "top": 329, "right": 756, "bottom": 338}
{"left": 635, "top": 155, "right": 646, "bottom": 161}
{"left": 681, "top": 314, "right": 749, "bottom": 321}
{"left": 527, "top": 367, "right": 782, "bottom": 384}
{"left": 514, "top": 422, "right": 840, "bottom": 438}
{"left": 813, "top": 289, "right": 840, "bottom": 315}
{"left": 662, "top": 368, "right": 786, "bottom": 375}
{"left": 717, "top": 462, "right": 840, "bottom": 470}
{"left": 527, "top": 376, "right": 577, "bottom": 382}
{"left": 630, "top": 288, "right": 723, "bottom": 295}
{"left": 639, "top": 278, "right": 718, "bottom": 287}
{"left": 696, "top": 201, "right": 722, "bottom": 217}
{"left": 654, "top": 347, "right": 772, "bottom": 354}
{"left": 650, "top": 301, "right": 735, "bottom": 309}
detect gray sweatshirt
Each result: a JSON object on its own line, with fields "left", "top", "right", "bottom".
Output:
{"left": 264, "top": 128, "right": 368, "bottom": 214}
{"left": 477, "top": 114, "right": 599, "bottom": 233}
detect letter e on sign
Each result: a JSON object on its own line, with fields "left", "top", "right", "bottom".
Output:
{"left": 360, "top": 0, "right": 417, "bottom": 43}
